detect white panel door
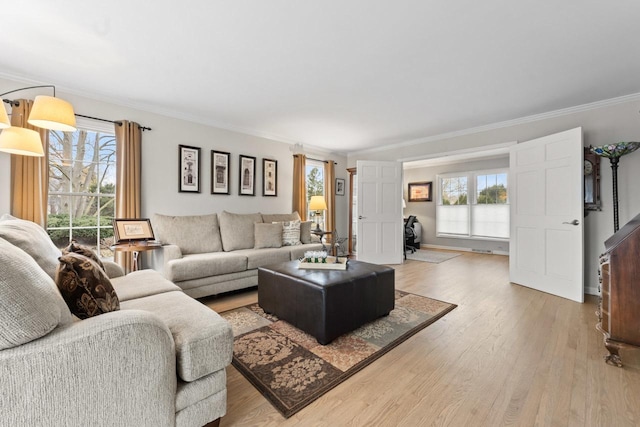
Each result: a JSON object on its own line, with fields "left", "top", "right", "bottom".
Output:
{"left": 509, "top": 127, "right": 584, "bottom": 302}
{"left": 356, "top": 160, "right": 403, "bottom": 264}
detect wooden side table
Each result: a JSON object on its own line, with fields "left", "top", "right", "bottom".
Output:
{"left": 112, "top": 241, "right": 162, "bottom": 272}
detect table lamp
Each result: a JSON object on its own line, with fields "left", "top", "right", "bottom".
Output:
{"left": 309, "top": 195, "right": 327, "bottom": 232}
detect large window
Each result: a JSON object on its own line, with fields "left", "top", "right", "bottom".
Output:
{"left": 47, "top": 122, "right": 116, "bottom": 257}
{"left": 436, "top": 169, "right": 509, "bottom": 240}
{"left": 306, "top": 160, "right": 325, "bottom": 226}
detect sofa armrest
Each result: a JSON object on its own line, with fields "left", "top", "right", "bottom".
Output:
{"left": 0, "top": 310, "right": 177, "bottom": 427}
{"left": 148, "top": 244, "right": 183, "bottom": 278}
{"left": 103, "top": 259, "right": 125, "bottom": 278}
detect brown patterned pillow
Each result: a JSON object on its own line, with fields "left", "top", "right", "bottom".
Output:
{"left": 55, "top": 253, "right": 120, "bottom": 319}
{"left": 62, "top": 241, "right": 106, "bottom": 272}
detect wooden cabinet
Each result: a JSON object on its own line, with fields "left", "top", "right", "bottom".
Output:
{"left": 597, "top": 212, "right": 640, "bottom": 367}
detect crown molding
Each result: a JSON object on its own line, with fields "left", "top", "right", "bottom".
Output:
{"left": 347, "top": 92, "right": 640, "bottom": 157}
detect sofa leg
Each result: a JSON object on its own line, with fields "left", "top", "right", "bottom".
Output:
{"left": 202, "top": 418, "right": 220, "bottom": 427}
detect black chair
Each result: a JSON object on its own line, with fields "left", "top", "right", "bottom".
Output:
{"left": 404, "top": 215, "right": 417, "bottom": 258}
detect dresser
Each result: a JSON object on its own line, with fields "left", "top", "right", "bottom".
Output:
{"left": 597, "top": 212, "right": 640, "bottom": 367}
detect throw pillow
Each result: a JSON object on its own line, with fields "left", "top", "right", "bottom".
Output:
{"left": 62, "top": 241, "right": 106, "bottom": 272}
{"left": 254, "top": 223, "right": 283, "bottom": 249}
{"left": 0, "top": 237, "right": 72, "bottom": 351}
{"left": 300, "top": 221, "right": 313, "bottom": 244}
{"left": 56, "top": 253, "right": 120, "bottom": 319}
{"left": 280, "top": 220, "right": 301, "bottom": 246}
{"left": 219, "top": 211, "right": 263, "bottom": 251}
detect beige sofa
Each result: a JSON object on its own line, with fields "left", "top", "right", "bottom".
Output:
{"left": 150, "top": 211, "right": 324, "bottom": 298}
{"left": 0, "top": 215, "right": 233, "bottom": 427}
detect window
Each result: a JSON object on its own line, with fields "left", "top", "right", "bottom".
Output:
{"left": 306, "top": 160, "right": 325, "bottom": 226}
{"left": 47, "top": 121, "right": 116, "bottom": 258}
{"left": 436, "top": 169, "right": 509, "bottom": 240}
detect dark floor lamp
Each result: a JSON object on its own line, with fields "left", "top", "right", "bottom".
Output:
{"left": 591, "top": 141, "right": 640, "bottom": 232}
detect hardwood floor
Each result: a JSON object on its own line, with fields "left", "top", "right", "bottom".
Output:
{"left": 201, "top": 251, "right": 640, "bottom": 426}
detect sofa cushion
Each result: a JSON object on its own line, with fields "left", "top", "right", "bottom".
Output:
{"left": 62, "top": 241, "right": 106, "bottom": 272}
{"left": 167, "top": 252, "right": 248, "bottom": 283}
{"left": 56, "top": 253, "right": 120, "bottom": 319}
{"left": 111, "top": 269, "right": 181, "bottom": 302}
{"left": 0, "top": 214, "right": 61, "bottom": 280}
{"left": 281, "top": 220, "right": 301, "bottom": 246}
{"left": 234, "top": 247, "right": 293, "bottom": 269}
{"left": 254, "top": 223, "right": 282, "bottom": 249}
{"left": 300, "top": 220, "right": 313, "bottom": 244}
{"left": 218, "top": 211, "right": 262, "bottom": 251}
{"left": 261, "top": 212, "right": 301, "bottom": 223}
{"left": 153, "top": 213, "right": 222, "bottom": 255}
{"left": 120, "top": 291, "right": 233, "bottom": 382}
{"left": 0, "top": 237, "right": 72, "bottom": 350}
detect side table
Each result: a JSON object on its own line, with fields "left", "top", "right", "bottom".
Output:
{"left": 112, "top": 241, "right": 162, "bottom": 272}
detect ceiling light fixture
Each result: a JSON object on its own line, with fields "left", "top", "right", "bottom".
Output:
{"left": 0, "top": 85, "right": 77, "bottom": 157}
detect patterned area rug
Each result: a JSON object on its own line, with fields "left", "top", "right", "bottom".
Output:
{"left": 220, "top": 290, "right": 456, "bottom": 418}
{"left": 406, "top": 249, "right": 462, "bottom": 263}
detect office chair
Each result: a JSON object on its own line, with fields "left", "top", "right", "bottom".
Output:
{"left": 404, "top": 215, "right": 417, "bottom": 258}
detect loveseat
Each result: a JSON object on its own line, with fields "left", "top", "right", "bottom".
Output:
{"left": 0, "top": 215, "right": 233, "bottom": 427}
{"left": 149, "top": 211, "right": 324, "bottom": 298}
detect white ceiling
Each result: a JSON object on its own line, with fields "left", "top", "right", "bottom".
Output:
{"left": 2, "top": 1, "right": 640, "bottom": 155}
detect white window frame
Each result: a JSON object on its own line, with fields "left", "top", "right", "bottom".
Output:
{"left": 47, "top": 118, "right": 117, "bottom": 253}
{"left": 436, "top": 168, "right": 510, "bottom": 241}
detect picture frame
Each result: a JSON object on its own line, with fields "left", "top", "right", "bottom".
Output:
{"left": 211, "top": 150, "right": 230, "bottom": 194}
{"left": 335, "top": 178, "right": 345, "bottom": 196}
{"left": 179, "top": 145, "right": 201, "bottom": 193}
{"left": 113, "top": 218, "right": 155, "bottom": 243}
{"left": 262, "top": 158, "right": 277, "bottom": 196}
{"left": 239, "top": 154, "right": 256, "bottom": 196}
{"left": 408, "top": 181, "right": 432, "bottom": 202}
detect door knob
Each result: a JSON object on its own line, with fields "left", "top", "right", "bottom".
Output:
{"left": 358, "top": 216, "right": 366, "bottom": 220}
{"left": 562, "top": 219, "right": 580, "bottom": 226}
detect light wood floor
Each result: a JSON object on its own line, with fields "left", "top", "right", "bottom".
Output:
{"left": 201, "top": 251, "right": 640, "bottom": 427}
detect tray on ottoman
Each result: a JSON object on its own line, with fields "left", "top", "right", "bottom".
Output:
{"left": 258, "top": 259, "right": 395, "bottom": 344}
{"left": 298, "top": 256, "right": 349, "bottom": 270}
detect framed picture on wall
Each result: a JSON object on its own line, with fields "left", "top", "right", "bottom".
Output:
{"left": 179, "top": 145, "right": 200, "bottom": 193}
{"left": 408, "top": 181, "right": 432, "bottom": 202}
{"left": 239, "top": 154, "right": 256, "bottom": 196}
{"left": 211, "top": 150, "right": 230, "bottom": 194}
{"left": 335, "top": 178, "right": 345, "bottom": 196}
{"left": 262, "top": 158, "right": 277, "bottom": 196}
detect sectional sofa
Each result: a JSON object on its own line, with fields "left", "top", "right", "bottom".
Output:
{"left": 150, "top": 211, "right": 324, "bottom": 298}
{"left": 0, "top": 215, "right": 233, "bottom": 427}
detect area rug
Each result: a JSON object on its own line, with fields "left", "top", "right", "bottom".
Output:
{"left": 220, "top": 290, "right": 456, "bottom": 418}
{"left": 406, "top": 249, "right": 462, "bottom": 263}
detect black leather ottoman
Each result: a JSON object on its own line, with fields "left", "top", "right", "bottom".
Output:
{"left": 258, "top": 259, "right": 395, "bottom": 344}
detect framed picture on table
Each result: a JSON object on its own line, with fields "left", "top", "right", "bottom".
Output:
{"left": 113, "top": 218, "right": 155, "bottom": 243}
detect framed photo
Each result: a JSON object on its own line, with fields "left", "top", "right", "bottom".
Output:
{"left": 263, "top": 158, "right": 277, "bottom": 196}
{"left": 211, "top": 150, "right": 230, "bottom": 194}
{"left": 113, "top": 218, "right": 155, "bottom": 243}
{"left": 179, "top": 145, "right": 200, "bottom": 193}
{"left": 335, "top": 178, "right": 345, "bottom": 196}
{"left": 239, "top": 154, "right": 256, "bottom": 196}
{"left": 408, "top": 181, "right": 433, "bottom": 202}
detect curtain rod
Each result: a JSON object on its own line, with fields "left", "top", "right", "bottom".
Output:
{"left": 2, "top": 98, "right": 152, "bottom": 131}
{"left": 295, "top": 154, "right": 337, "bottom": 165}
{"left": 75, "top": 114, "right": 152, "bottom": 131}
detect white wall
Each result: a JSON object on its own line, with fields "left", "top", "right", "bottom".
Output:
{"left": 349, "top": 97, "right": 640, "bottom": 296}
{"left": 404, "top": 156, "right": 510, "bottom": 253}
{"left": 0, "top": 77, "right": 349, "bottom": 238}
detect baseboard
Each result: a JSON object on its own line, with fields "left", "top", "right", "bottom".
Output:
{"left": 421, "top": 243, "right": 508, "bottom": 256}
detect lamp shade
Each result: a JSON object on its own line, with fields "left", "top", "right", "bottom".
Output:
{"left": 309, "top": 195, "right": 327, "bottom": 211}
{"left": 0, "top": 127, "right": 44, "bottom": 156}
{"left": 0, "top": 105, "right": 9, "bottom": 129}
{"left": 27, "top": 95, "right": 76, "bottom": 132}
